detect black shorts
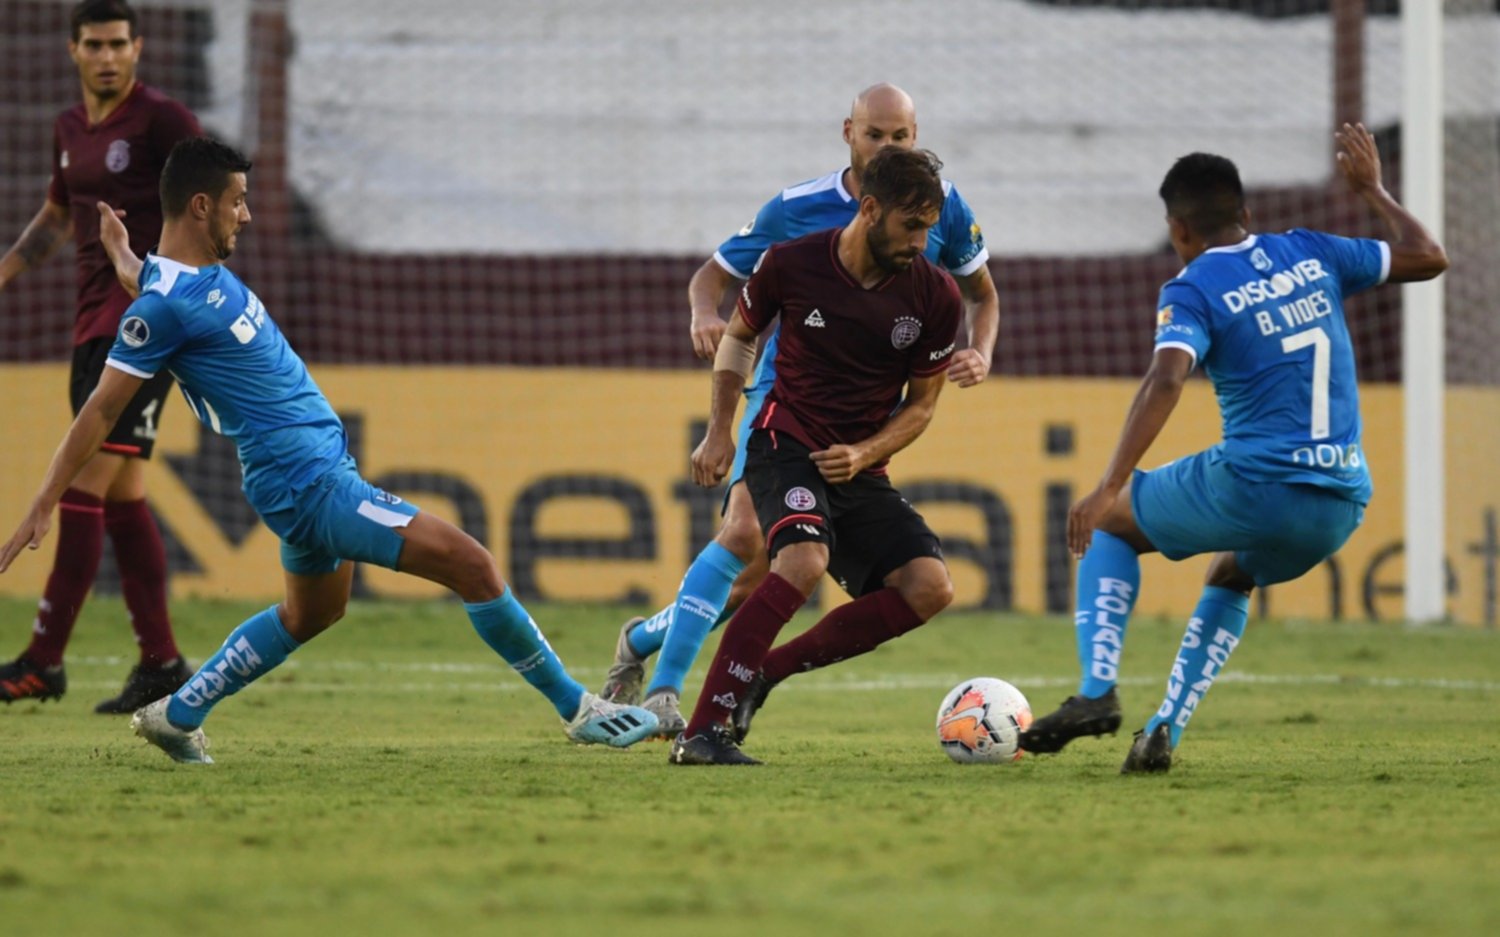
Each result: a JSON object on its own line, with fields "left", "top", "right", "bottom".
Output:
{"left": 70, "top": 336, "right": 174, "bottom": 459}
{"left": 743, "top": 429, "right": 943, "bottom": 598}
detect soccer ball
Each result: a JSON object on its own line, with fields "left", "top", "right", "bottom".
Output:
{"left": 935, "top": 678, "right": 1032, "bottom": 764}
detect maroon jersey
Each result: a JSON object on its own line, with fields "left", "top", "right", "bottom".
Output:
{"left": 738, "top": 228, "right": 961, "bottom": 472}
{"left": 48, "top": 82, "right": 200, "bottom": 345}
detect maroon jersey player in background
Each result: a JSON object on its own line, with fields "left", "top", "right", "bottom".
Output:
{"left": 671, "top": 147, "right": 963, "bottom": 765}
{"left": 0, "top": 1, "right": 199, "bottom": 710}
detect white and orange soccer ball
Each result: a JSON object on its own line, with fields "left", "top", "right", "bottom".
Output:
{"left": 935, "top": 678, "right": 1033, "bottom": 764}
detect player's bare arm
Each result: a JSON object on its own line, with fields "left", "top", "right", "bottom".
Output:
{"left": 97, "top": 201, "right": 142, "bottom": 298}
{"left": 0, "top": 200, "right": 71, "bottom": 291}
{"left": 691, "top": 309, "right": 760, "bottom": 486}
{"left": 0, "top": 366, "right": 144, "bottom": 573}
{"left": 947, "top": 265, "right": 998, "bottom": 387}
{"left": 1067, "top": 347, "right": 1193, "bottom": 558}
{"left": 687, "top": 257, "right": 740, "bottom": 360}
{"left": 1334, "top": 123, "right": 1448, "bottom": 283}
{"left": 812, "top": 371, "right": 947, "bottom": 485}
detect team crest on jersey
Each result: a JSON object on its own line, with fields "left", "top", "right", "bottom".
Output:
{"left": 784, "top": 487, "right": 816, "bottom": 511}
{"left": 1157, "top": 306, "right": 1173, "bottom": 327}
{"left": 970, "top": 222, "right": 983, "bottom": 244}
{"left": 106, "top": 139, "right": 130, "bottom": 173}
{"left": 891, "top": 316, "right": 921, "bottom": 350}
{"left": 1250, "top": 247, "right": 1273, "bottom": 272}
{"left": 120, "top": 316, "right": 150, "bottom": 347}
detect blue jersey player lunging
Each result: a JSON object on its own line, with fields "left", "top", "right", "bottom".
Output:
{"left": 599, "top": 84, "right": 999, "bottom": 737}
{"left": 1019, "top": 124, "right": 1448, "bottom": 773}
{"left": 0, "top": 137, "right": 658, "bottom": 762}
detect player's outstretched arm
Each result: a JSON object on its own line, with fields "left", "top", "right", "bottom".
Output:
{"left": 1335, "top": 123, "right": 1448, "bottom": 283}
{"left": 0, "top": 200, "right": 71, "bottom": 293}
{"left": 1067, "top": 348, "right": 1193, "bottom": 557}
{"left": 948, "top": 266, "right": 999, "bottom": 387}
{"left": 687, "top": 258, "right": 741, "bottom": 360}
{"left": 691, "top": 310, "right": 759, "bottom": 486}
{"left": 97, "top": 201, "right": 143, "bottom": 298}
{"left": 813, "top": 372, "right": 947, "bottom": 484}
{"left": 0, "top": 366, "right": 143, "bottom": 573}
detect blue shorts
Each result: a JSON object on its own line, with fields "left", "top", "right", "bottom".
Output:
{"left": 1132, "top": 447, "right": 1365, "bottom": 588}
{"left": 727, "top": 385, "right": 770, "bottom": 492}
{"left": 260, "top": 458, "right": 422, "bottom": 576}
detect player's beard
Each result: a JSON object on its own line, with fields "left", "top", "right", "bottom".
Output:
{"left": 210, "top": 221, "right": 238, "bottom": 260}
{"left": 866, "top": 218, "right": 916, "bottom": 274}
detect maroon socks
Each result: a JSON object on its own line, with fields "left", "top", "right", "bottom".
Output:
{"left": 105, "top": 499, "right": 180, "bottom": 666}
{"left": 23, "top": 489, "right": 105, "bottom": 668}
{"left": 683, "top": 572, "right": 806, "bottom": 737}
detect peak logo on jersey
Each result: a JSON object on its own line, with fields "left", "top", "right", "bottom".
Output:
{"left": 784, "top": 487, "right": 816, "bottom": 511}
{"left": 891, "top": 316, "right": 922, "bottom": 350}
{"left": 804, "top": 309, "right": 826, "bottom": 328}
{"left": 106, "top": 139, "right": 130, "bottom": 173}
{"left": 1251, "top": 247, "right": 1273, "bottom": 272}
{"left": 1157, "top": 306, "right": 1174, "bottom": 327}
{"left": 120, "top": 316, "right": 150, "bottom": 347}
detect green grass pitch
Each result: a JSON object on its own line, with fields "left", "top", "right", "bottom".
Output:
{"left": 1, "top": 596, "right": 1497, "bottom": 936}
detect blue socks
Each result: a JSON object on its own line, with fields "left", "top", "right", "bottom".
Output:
{"left": 646, "top": 542, "right": 747, "bottom": 694}
{"left": 1147, "top": 586, "right": 1249, "bottom": 747}
{"left": 467, "top": 589, "right": 585, "bottom": 719}
{"left": 167, "top": 605, "right": 300, "bottom": 729}
{"left": 1074, "top": 530, "right": 1141, "bottom": 699}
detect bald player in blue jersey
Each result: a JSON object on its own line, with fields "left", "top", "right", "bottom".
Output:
{"left": 0, "top": 137, "right": 658, "bottom": 762}
{"left": 1020, "top": 124, "right": 1448, "bottom": 773}
{"left": 600, "top": 84, "right": 1000, "bottom": 736}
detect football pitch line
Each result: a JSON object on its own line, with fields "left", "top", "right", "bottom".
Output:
{"left": 60, "top": 655, "right": 1500, "bottom": 695}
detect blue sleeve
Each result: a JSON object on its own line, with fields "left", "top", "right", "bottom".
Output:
{"left": 1293, "top": 229, "right": 1390, "bottom": 296}
{"left": 938, "top": 186, "right": 988, "bottom": 276}
{"left": 714, "top": 192, "right": 787, "bottom": 279}
{"left": 105, "top": 294, "right": 190, "bottom": 378}
{"left": 1153, "top": 281, "right": 1212, "bottom": 368}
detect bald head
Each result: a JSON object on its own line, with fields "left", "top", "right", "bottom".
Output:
{"left": 843, "top": 83, "right": 919, "bottom": 194}
{"left": 850, "top": 83, "right": 916, "bottom": 125}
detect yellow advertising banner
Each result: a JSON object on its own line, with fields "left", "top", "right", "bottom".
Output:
{"left": 2, "top": 365, "right": 1496, "bottom": 625}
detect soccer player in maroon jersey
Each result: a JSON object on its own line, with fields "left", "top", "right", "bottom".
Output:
{"left": 670, "top": 147, "right": 963, "bottom": 765}
{"left": 0, "top": 1, "right": 200, "bottom": 711}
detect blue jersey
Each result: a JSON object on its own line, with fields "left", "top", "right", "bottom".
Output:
{"left": 714, "top": 168, "right": 988, "bottom": 395}
{"left": 105, "top": 254, "right": 348, "bottom": 515}
{"left": 1153, "top": 230, "right": 1390, "bottom": 504}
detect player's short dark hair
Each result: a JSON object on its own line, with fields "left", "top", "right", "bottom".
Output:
{"left": 1159, "top": 153, "right": 1245, "bottom": 237}
{"left": 861, "top": 147, "right": 945, "bottom": 217}
{"left": 70, "top": 0, "right": 137, "bottom": 41}
{"left": 160, "top": 137, "right": 253, "bottom": 217}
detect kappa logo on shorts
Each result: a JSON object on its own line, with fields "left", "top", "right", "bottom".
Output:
{"left": 891, "top": 316, "right": 921, "bottom": 350}
{"left": 120, "top": 316, "right": 150, "bottom": 347}
{"left": 785, "top": 487, "right": 816, "bottom": 511}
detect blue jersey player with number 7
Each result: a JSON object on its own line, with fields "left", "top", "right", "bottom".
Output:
{"left": 0, "top": 137, "right": 659, "bottom": 762}
{"left": 1020, "top": 124, "right": 1448, "bottom": 773}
